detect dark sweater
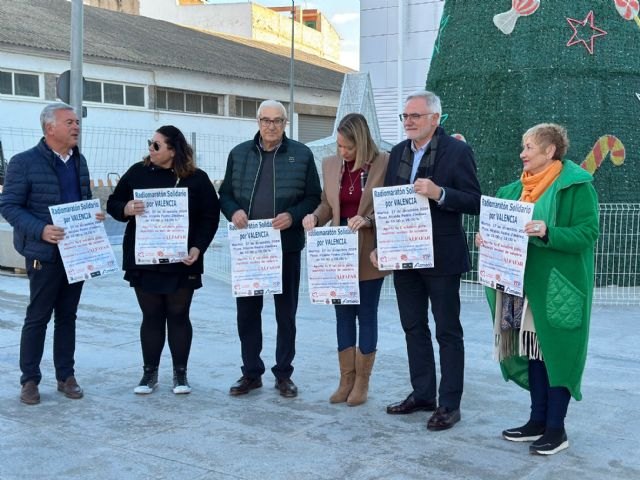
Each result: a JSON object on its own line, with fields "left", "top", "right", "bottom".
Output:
{"left": 106, "top": 162, "right": 220, "bottom": 274}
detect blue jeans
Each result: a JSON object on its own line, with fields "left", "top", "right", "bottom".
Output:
{"left": 20, "top": 258, "right": 84, "bottom": 385}
{"left": 335, "top": 277, "right": 384, "bottom": 354}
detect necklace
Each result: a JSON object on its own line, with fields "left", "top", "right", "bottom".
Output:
{"left": 343, "top": 161, "right": 359, "bottom": 195}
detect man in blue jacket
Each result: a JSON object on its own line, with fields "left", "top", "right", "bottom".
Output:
{"left": 0, "top": 103, "right": 100, "bottom": 405}
{"left": 372, "top": 91, "right": 481, "bottom": 430}
{"left": 219, "top": 100, "right": 321, "bottom": 398}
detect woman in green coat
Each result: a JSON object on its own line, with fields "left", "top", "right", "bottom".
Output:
{"left": 477, "top": 124, "right": 599, "bottom": 455}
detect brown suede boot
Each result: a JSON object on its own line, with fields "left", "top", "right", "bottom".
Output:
{"left": 329, "top": 347, "right": 356, "bottom": 403}
{"left": 347, "top": 348, "right": 376, "bottom": 406}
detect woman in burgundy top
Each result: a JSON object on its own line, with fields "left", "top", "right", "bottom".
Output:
{"left": 303, "top": 113, "right": 389, "bottom": 406}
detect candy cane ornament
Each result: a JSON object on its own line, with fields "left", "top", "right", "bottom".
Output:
{"left": 614, "top": 0, "right": 640, "bottom": 29}
{"left": 493, "top": 0, "right": 540, "bottom": 35}
{"left": 580, "top": 135, "right": 626, "bottom": 174}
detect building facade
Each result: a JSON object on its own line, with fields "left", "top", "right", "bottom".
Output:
{"left": 0, "top": 0, "right": 345, "bottom": 184}
{"left": 360, "top": 0, "right": 444, "bottom": 143}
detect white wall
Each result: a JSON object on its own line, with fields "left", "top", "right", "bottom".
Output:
{"left": 139, "top": 0, "right": 254, "bottom": 37}
{"left": 0, "top": 51, "right": 339, "bottom": 183}
{"left": 360, "top": 0, "right": 444, "bottom": 144}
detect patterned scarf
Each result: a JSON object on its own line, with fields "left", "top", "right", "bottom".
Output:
{"left": 395, "top": 128, "right": 440, "bottom": 185}
{"left": 499, "top": 160, "right": 562, "bottom": 335}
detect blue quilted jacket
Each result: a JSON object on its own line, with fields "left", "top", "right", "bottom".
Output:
{"left": 0, "top": 138, "right": 92, "bottom": 263}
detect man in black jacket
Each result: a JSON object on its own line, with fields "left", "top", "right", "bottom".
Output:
{"left": 372, "top": 91, "right": 481, "bottom": 430}
{"left": 219, "top": 100, "right": 321, "bottom": 398}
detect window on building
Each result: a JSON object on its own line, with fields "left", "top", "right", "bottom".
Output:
{"left": 81, "top": 79, "right": 145, "bottom": 107}
{"left": 234, "top": 97, "right": 290, "bottom": 119}
{"left": 0, "top": 70, "right": 40, "bottom": 97}
{"left": 103, "top": 82, "right": 124, "bottom": 104}
{"left": 84, "top": 80, "right": 101, "bottom": 102}
{"left": 125, "top": 85, "right": 144, "bottom": 107}
{"left": 235, "top": 97, "right": 261, "bottom": 119}
{"left": 155, "top": 88, "right": 220, "bottom": 116}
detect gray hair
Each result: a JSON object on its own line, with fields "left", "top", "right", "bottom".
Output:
{"left": 257, "top": 100, "right": 288, "bottom": 120}
{"left": 405, "top": 91, "right": 442, "bottom": 115}
{"left": 40, "top": 102, "right": 74, "bottom": 134}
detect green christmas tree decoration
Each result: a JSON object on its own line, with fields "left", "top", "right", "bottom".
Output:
{"left": 426, "top": 0, "right": 639, "bottom": 203}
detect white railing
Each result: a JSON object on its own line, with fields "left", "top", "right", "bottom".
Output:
{"left": 208, "top": 204, "right": 640, "bottom": 306}
{"left": 2, "top": 129, "right": 638, "bottom": 305}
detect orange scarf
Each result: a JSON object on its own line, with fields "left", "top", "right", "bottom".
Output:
{"left": 520, "top": 160, "right": 563, "bottom": 203}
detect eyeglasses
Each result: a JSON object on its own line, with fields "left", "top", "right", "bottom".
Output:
{"left": 259, "top": 118, "right": 286, "bottom": 127}
{"left": 147, "top": 139, "right": 161, "bottom": 151}
{"left": 398, "top": 113, "right": 437, "bottom": 122}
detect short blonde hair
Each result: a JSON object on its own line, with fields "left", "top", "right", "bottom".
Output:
{"left": 522, "top": 123, "right": 569, "bottom": 160}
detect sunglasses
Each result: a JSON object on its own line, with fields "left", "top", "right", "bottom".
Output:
{"left": 147, "top": 139, "right": 161, "bottom": 151}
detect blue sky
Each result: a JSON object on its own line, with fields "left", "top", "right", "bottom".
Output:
{"left": 204, "top": 1, "right": 361, "bottom": 68}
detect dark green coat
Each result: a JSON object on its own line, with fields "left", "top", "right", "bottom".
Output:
{"left": 219, "top": 132, "right": 321, "bottom": 253}
{"left": 485, "top": 160, "right": 599, "bottom": 400}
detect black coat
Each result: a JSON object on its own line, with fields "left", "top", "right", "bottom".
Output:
{"left": 107, "top": 162, "right": 220, "bottom": 274}
{"left": 384, "top": 127, "right": 481, "bottom": 275}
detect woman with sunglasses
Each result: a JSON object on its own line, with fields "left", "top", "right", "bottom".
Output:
{"left": 302, "top": 113, "right": 390, "bottom": 406}
{"left": 107, "top": 125, "right": 220, "bottom": 395}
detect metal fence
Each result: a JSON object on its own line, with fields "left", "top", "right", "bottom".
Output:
{"left": 1, "top": 128, "right": 638, "bottom": 305}
{"left": 0, "top": 126, "right": 246, "bottom": 185}
{"left": 208, "top": 204, "right": 640, "bottom": 306}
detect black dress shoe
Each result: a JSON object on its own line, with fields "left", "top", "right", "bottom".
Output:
{"left": 386, "top": 394, "right": 437, "bottom": 415}
{"left": 427, "top": 406, "right": 461, "bottom": 431}
{"left": 229, "top": 376, "right": 262, "bottom": 396}
{"left": 275, "top": 378, "right": 298, "bottom": 398}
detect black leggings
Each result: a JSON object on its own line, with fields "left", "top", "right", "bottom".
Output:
{"left": 134, "top": 287, "right": 195, "bottom": 369}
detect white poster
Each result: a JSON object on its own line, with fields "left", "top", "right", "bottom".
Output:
{"left": 49, "top": 199, "right": 119, "bottom": 284}
{"left": 134, "top": 188, "right": 189, "bottom": 265}
{"left": 373, "top": 184, "right": 434, "bottom": 270}
{"left": 478, "top": 195, "right": 534, "bottom": 297}
{"left": 306, "top": 226, "right": 359, "bottom": 305}
{"left": 228, "top": 219, "right": 282, "bottom": 297}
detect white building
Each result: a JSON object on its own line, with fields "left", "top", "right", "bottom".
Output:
{"left": 360, "top": 0, "right": 444, "bottom": 144}
{"left": 0, "top": 0, "right": 346, "bottom": 184}
{"left": 137, "top": 0, "right": 343, "bottom": 66}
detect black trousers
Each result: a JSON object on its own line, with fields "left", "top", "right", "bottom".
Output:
{"left": 21, "top": 258, "right": 84, "bottom": 385}
{"left": 393, "top": 270, "right": 464, "bottom": 409}
{"left": 236, "top": 251, "right": 300, "bottom": 380}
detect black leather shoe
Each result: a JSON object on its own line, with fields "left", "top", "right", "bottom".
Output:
{"left": 229, "top": 376, "right": 262, "bottom": 396}
{"left": 275, "top": 378, "right": 298, "bottom": 398}
{"left": 427, "top": 406, "right": 461, "bottom": 431}
{"left": 386, "top": 394, "right": 437, "bottom": 415}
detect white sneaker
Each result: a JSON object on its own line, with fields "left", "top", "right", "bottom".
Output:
{"left": 173, "top": 368, "right": 192, "bottom": 395}
{"left": 134, "top": 367, "right": 158, "bottom": 395}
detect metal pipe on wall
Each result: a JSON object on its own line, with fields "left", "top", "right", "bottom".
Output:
{"left": 289, "top": 0, "right": 295, "bottom": 139}
{"left": 397, "top": 0, "right": 404, "bottom": 141}
{"left": 70, "top": 0, "right": 84, "bottom": 147}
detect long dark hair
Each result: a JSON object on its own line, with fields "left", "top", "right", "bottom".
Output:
{"left": 144, "top": 125, "right": 196, "bottom": 178}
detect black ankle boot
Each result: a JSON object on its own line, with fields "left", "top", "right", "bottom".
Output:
{"left": 172, "top": 366, "right": 191, "bottom": 395}
{"left": 134, "top": 366, "right": 158, "bottom": 395}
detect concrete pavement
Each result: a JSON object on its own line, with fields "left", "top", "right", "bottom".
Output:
{"left": 0, "top": 244, "right": 638, "bottom": 479}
